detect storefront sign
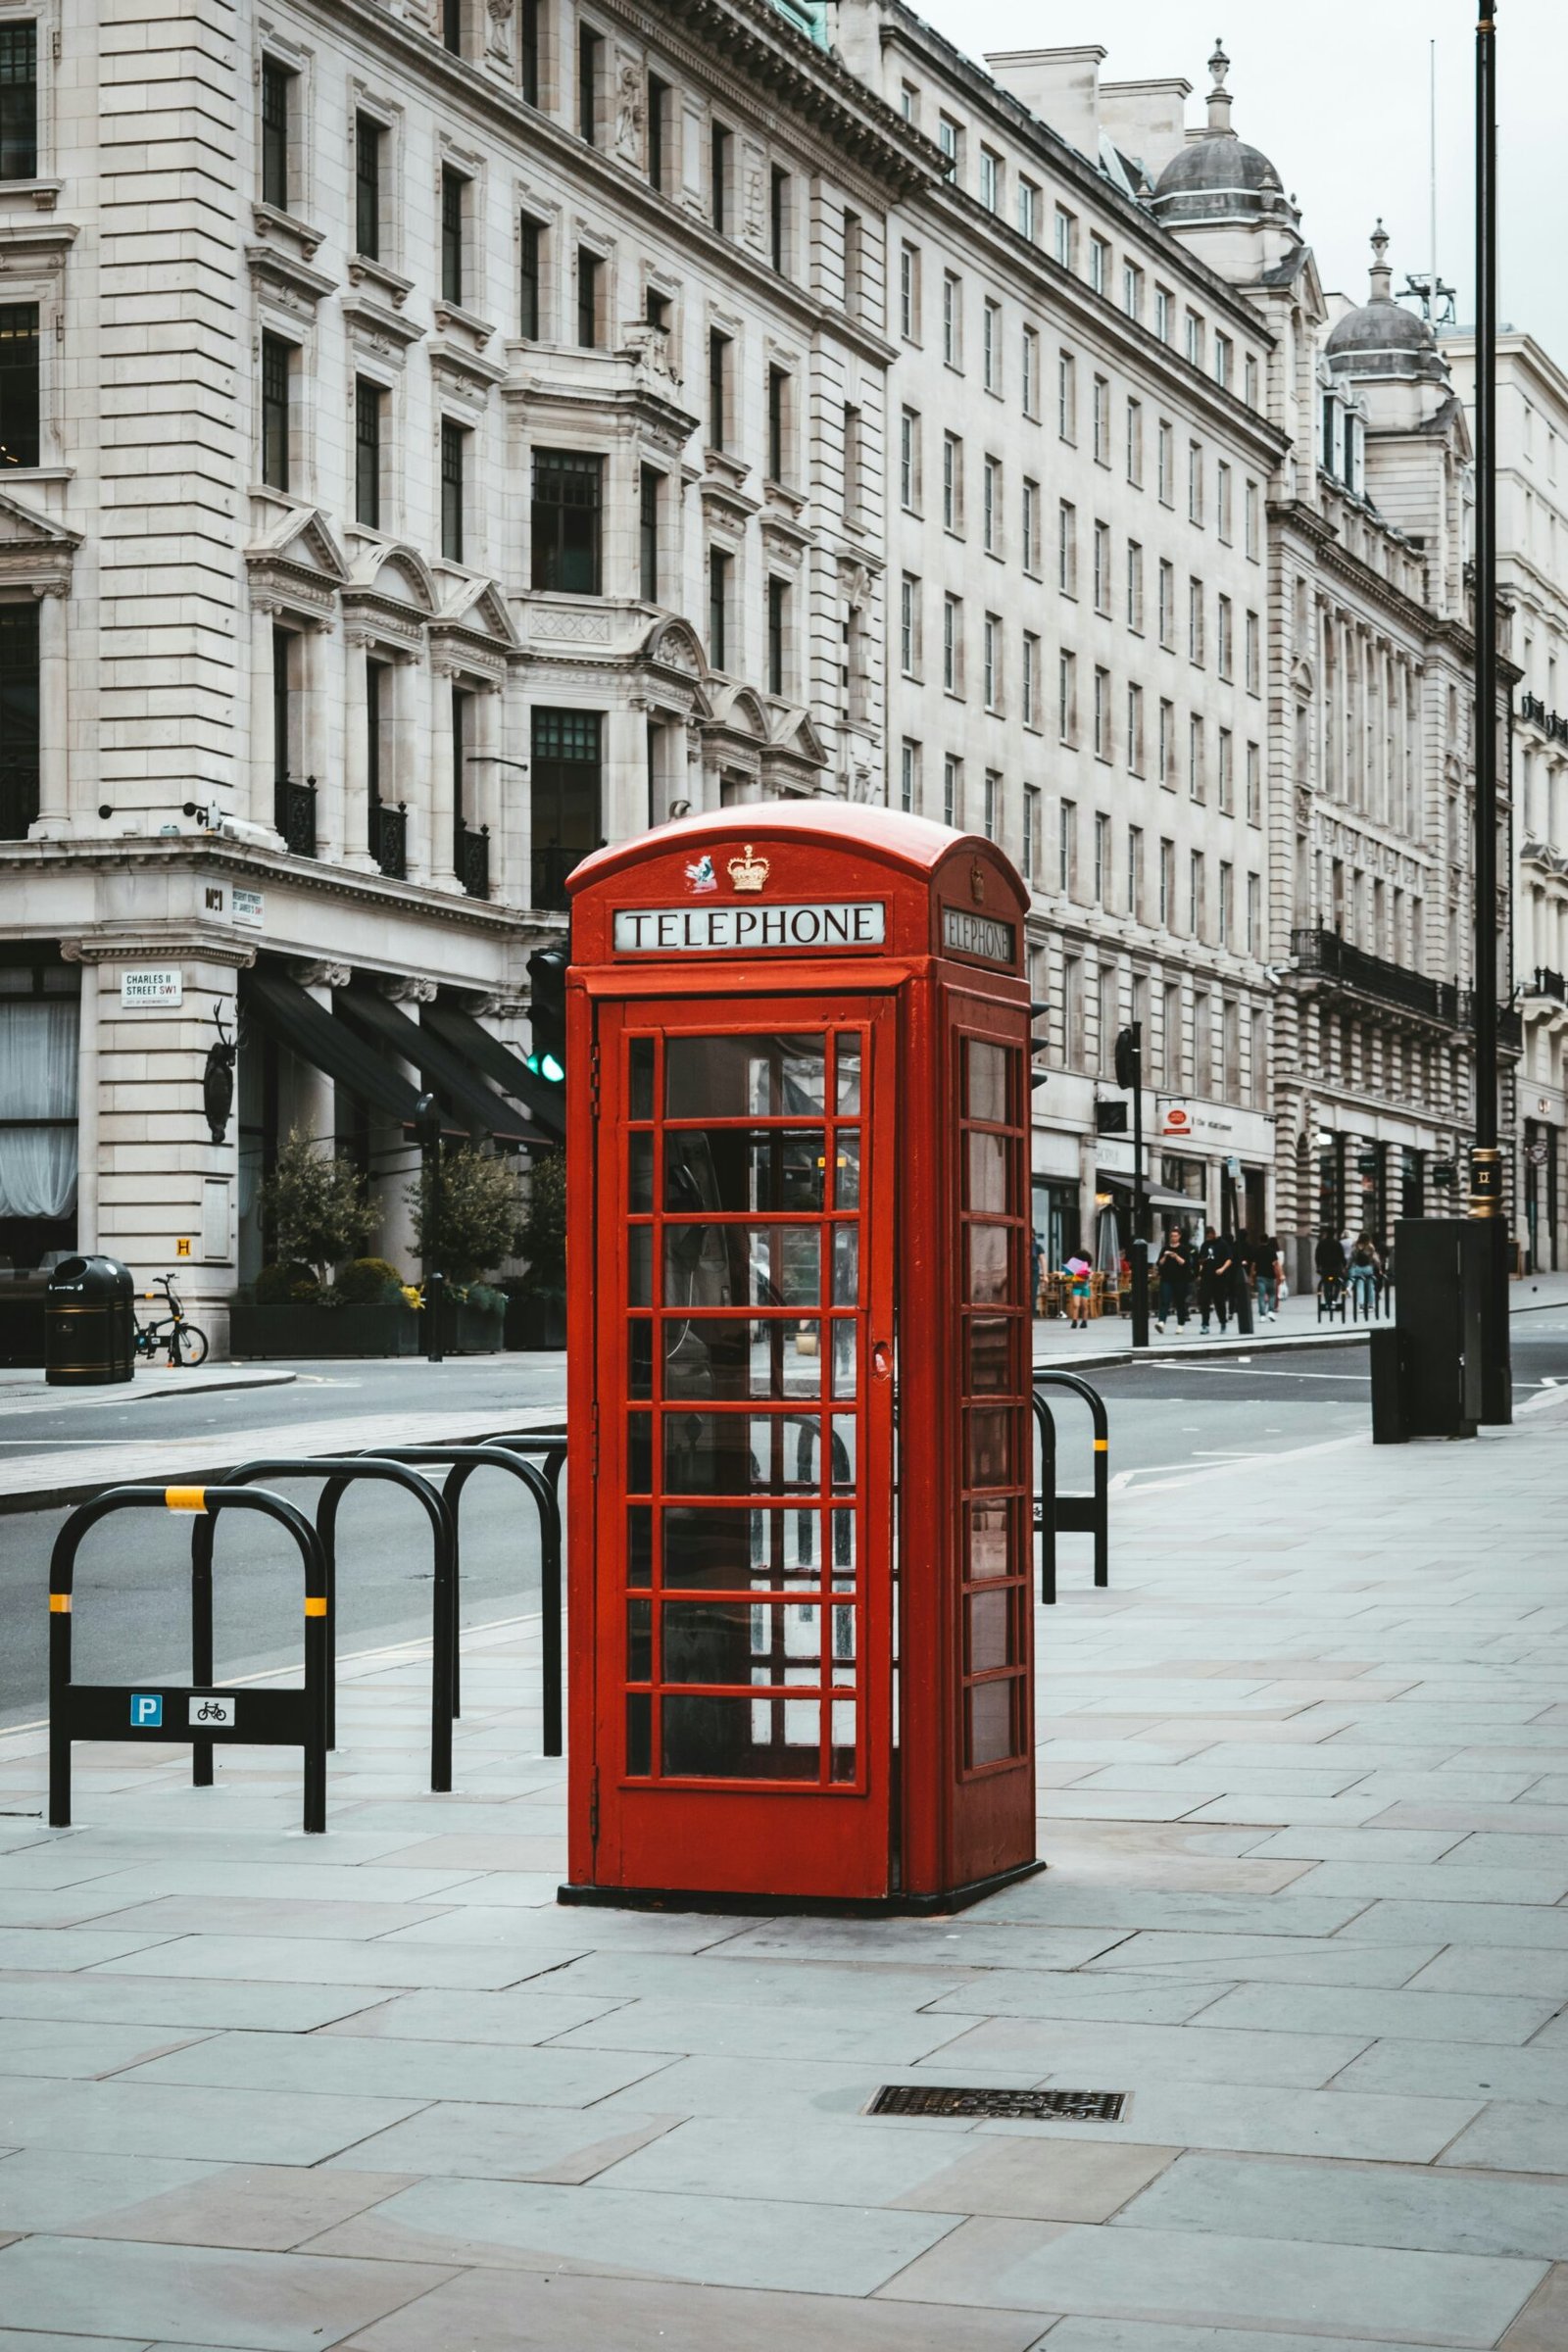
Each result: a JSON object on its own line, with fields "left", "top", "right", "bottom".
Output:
{"left": 1159, "top": 1101, "right": 1245, "bottom": 1146}
{"left": 120, "top": 968, "right": 183, "bottom": 1008}
{"left": 612, "top": 902, "right": 886, "bottom": 954}
{"left": 232, "top": 888, "right": 265, "bottom": 927}
{"left": 941, "top": 906, "right": 1016, "bottom": 964}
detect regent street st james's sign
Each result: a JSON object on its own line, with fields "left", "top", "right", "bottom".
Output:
{"left": 612, "top": 902, "right": 887, "bottom": 953}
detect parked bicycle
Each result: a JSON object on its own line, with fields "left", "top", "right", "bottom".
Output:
{"left": 134, "top": 1273, "right": 209, "bottom": 1366}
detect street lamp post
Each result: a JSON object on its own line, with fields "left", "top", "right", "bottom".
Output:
{"left": 1470, "top": 2, "right": 1512, "bottom": 1423}
{"left": 415, "top": 1092, "right": 445, "bottom": 1368}
{"left": 1115, "top": 1023, "right": 1149, "bottom": 1349}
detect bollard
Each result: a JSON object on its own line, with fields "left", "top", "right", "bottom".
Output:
{"left": 50, "top": 1483, "right": 328, "bottom": 1833}
{"left": 1031, "top": 1371, "right": 1110, "bottom": 1596}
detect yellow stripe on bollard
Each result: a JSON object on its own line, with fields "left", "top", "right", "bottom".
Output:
{"left": 49, "top": 1593, "right": 71, "bottom": 1613}
{"left": 304, "top": 1596, "right": 327, "bottom": 1617}
{"left": 1093, "top": 1439, "right": 1108, "bottom": 1452}
{"left": 165, "top": 1487, "right": 206, "bottom": 1512}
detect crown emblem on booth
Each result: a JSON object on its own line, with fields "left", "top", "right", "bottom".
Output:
{"left": 727, "top": 843, "right": 769, "bottom": 893}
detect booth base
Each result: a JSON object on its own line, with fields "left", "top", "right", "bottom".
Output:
{"left": 557, "top": 1857, "right": 1045, "bottom": 1919}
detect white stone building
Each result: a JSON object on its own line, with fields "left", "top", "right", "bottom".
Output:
{"left": 835, "top": 10, "right": 1286, "bottom": 1262}
{"left": 0, "top": 0, "right": 925, "bottom": 1341}
{"left": 1445, "top": 330, "right": 1568, "bottom": 1272}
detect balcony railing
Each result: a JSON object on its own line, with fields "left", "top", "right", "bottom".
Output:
{"left": 1291, "top": 927, "right": 1463, "bottom": 1025}
{"left": 456, "top": 822, "right": 490, "bottom": 901}
{"left": 272, "top": 774, "right": 317, "bottom": 858}
{"left": 0, "top": 761, "right": 40, "bottom": 841}
{"left": 371, "top": 799, "right": 408, "bottom": 881}
{"left": 1520, "top": 691, "right": 1568, "bottom": 744}
{"left": 531, "top": 843, "right": 585, "bottom": 913}
{"left": 1529, "top": 965, "right": 1568, "bottom": 1004}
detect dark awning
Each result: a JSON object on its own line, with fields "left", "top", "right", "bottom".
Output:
{"left": 333, "top": 990, "right": 544, "bottom": 1147}
{"left": 423, "top": 1001, "right": 565, "bottom": 1143}
{"left": 1098, "top": 1169, "right": 1203, "bottom": 1215}
{"left": 245, "top": 970, "right": 425, "bottom": 1127}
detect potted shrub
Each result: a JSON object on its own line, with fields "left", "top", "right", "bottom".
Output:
{"left": 230, "top": 1138, "right": 416, "bottom": 1356}
{"left": 407, "top": 1144, "right": 523, "bottom": 1352}
{"left": 504, "top": 1150, "right": 566, "bottom": 1349}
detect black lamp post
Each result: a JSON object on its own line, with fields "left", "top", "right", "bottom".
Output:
{"left": 415, "top": 1092, "right": 445, "bottom": 1367}
{"left": 1115, "top": 1024, "right": 1149, "bottom": 1348}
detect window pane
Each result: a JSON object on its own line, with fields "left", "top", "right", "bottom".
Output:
{"left": 832, "top": 1226, "right": 859, "bottom": 1305}
{"left": 628, "top": 1319, "right": 653, "bottom": 1398}
{"left": 627, "top": 1505, "right": 652, "bottom": 1588}
{"left": 626, "top": 1692, "right": 651, "bottom": 1773}
{"left": 662, "top": 1598, "right": 821, "bottom": 1684}
{"left": 664, "top": 1411, "right": 822, "bottom": 1496}
{"left": 627, "top": 1133, "right": 654, "bottom": 1211}
{"left": 665, "top": 1034, "right": 826, "bottom": 1117}
{"left": 663, "top": 1316, "right": 822, "bottom": 1401}
{"left": 967, "top": 1130, "right": 1009, "bottom": 1213}
{"left": 835, "top": 1037, "right": 862, "bottom": 1113}
{"left": 663, "top": 1224, "right": 820, "bottom": 1310}
{"left": 833, "top": 1131, "right": 860, "bottom": 1209}
{"left": 663, "top": 1503, "right": 823, "bottom": 1592}
{"left": 968, "top": 1587, "right": 1015, "bottom": 1672}
{"left": 968, "top": 1498, "right": 1012, "bottom": 1580}
{"left": 664, "top": 1129, "right": 825, "bottom": 1215}
{"left": 968, "top": 1315, "right": 1010, "bottom": 1394}
{"left": 967, "top": 1223, "right": 1010, "bottom": 1302}
{"left": 969, "top": 1680, "right": 1015, "bottom": 1767}
{"left": 626, "top": 1597, "right": 652, "bottom": 1682}
{"left": 966, "top": 1039, "right": 1009, "bottom": 1123}
{"left": 967, "top": 1405, "right": 1014, "bottom": 1486}
{"left": 628, "top": 1037, "right": 655, "bottom": 1119}
{"left": 662, "top": 1693, "right": 819, "bottom": 1779}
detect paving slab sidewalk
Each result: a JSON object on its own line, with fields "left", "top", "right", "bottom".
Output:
{"left": 0, "top": 1398, "right": 1565, "bottom": 2346}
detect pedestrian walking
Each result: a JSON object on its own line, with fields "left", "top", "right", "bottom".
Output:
{"left": 1250, "top": 1230, "right": 1282, "bottom": 1323}
{"left": 1030, "top": 1229, "right": 1045, "bottom": 1316}
{"left": 1348, "top": 1231, "right": 1383, "bottom": 1317}
{"left": 1153, "top": 1226, "right": 1194, "bottom": 1334}
{"left": 1062, "top": 1250, "right": 1092, "bottom": 1330}
{"left": 1314, "top": 1229, "right": 1347, "bottom": 1317}
{"left": 1197, "top": 1228, "right": 1236, "bottom": 1337}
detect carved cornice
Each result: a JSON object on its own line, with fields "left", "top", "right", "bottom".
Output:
{"left": 342, "top": 293, "right": 426, "bottom": 361}
{"left": 346, "top": 255, "right": 415, "bottom": 310}
{"left": 248, "top": 244, "right": 337, "bottom": 315}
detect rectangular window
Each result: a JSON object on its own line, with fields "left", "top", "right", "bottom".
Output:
{"left": 1217, "top": 725, "right": 1233, "bottom": 814}
{"left": 531, "top": 707, "right": 602, "bottom": 911}
{"left": 1127, "top": 822, "right": 1143, "bottom": 915}
{"left": 1018, "top": 177, "right": 1039, "bottom": 240}
{"left": 983, "top": 299, "right": 1001, "bottom": 394}
{"left": 708, "top": 546, "right": 730, "bottom": 669}
{"left": 770, "top": 167, "right": 790, "bottom": 273}
{"left": 531, "top": 450, "right": 603, "bottom": 594}
{"left": 519, "top": 0, "right": 540, "bottom": 104}
{"left": 1022, "top": 478, "right": 1040, "bottom": 574}
{"left": 1245, "top": 478, "right": 1260, "bottom": 560}
{"left": 1214, "top": 331, "right": 1232, "bottom": 390}
{"left": 1126, "top": 539, "right": 1144, "bottom": 633}
{"left": 1245, "top": 609, "right": 1260, "bottom": 694}
{"left": 1058, "top": 652, "right": 1077, "bottom": 746}
{"left": 943, "top": 272, "right": 961, "bottom": 368}
{"left": 898, "top": 404, "right": 919, "bottom": 510}
{"left": 440, "top": 167, "right": 466, "bottom": 307}
{"left": 1245, "top": 350, "right": 1259, "bottom": 408}
{"left": 938, "top": 113, "right": 960, "bottom": 165}
{"left": 261, "top": 57, "right": 291, "bottom": 211}
{"left": 647, "top": 75, "right": 670, "bottom": 190}
{"left": 1188, "top": 440, "right": 1203, "bottom": 524}
{"left": 355, "top": 113, "right": 383, "bottom": 260}
{"left": 443, "top": 0, "right": 463, "bottom": 59}
{"left": 901, "top": 80, "right": 918, "bottom": 124}
{"left": 1157, "top": 559, "right": 1174, "bottom": 648}
{"left": 1154, "top": 283, "right": 1171, "bottom": 342}
{"left": 1126, "top": 396, "right": 1143, "bottom": 485}
{"left": 640, "top": 465, "right": 661, "bottom": 603}
{"left": 577, "top": 248, "right": 601, "bottom": 347}
{"left": 983, "top": 613, "right": 1001, "bottom": 710}
{"left": 1093, "top": 520, "right": 1110, "bottom": 614}
{"left": 1188, "top": 714, "right": 1204, "bottom": 802}
{"left": 899, "top": 573, "right": 920, "bottom": 676}
{"left": 1093, "top": 668, "right": 1110, "bottom": 763}
{"left": 578, "top": 23, "right": 602, "bottom": 144}
{"left": 1216, "top": 459, "right": 1233, "bottom": 544}
{"left": 260, "top": 330, "right": 290, "bottom": 491}
{"left": 843, "top": 209, "right": 863, "bottom": 318}
{"left": 1022, "top": 632, "right": 1039, "bottom": 727}
{"left": 899, "top": 243, "right": 920, "bottom": 341}
{"left": 767, "top": 575, "right": 788, "bottom": 695}
{"left": 942, "top": 432, "right": 962, "bottom": 533}
{"left": 983, "top": 768, "right": 1000, "bottom": 840}
{"left": 1023, "top": 784, "right": 1040, "bottom": 878}
{"left": 1057, "top": 350, "right": 1076, "bottom": 441}
{"left": 900, "top": 739, "right": 919, "bottom": 813}
{"left": 1122, "top": 260, "right": 1143, "bottom": 319}
{"left": 1189, "top": 854, "right": 1203, "bottom": 939}
{"left": 1246, "top": 738, "right": 1261, "bottom": 825}
{"left": 708, "top": 329, "right": 728, "bottom": 447}
{"left": 1127, "top": 683, "right": 1145, "bottom": 775}
{"left": 943, "top": 754, "right": 959, "bottom": 826}
{"left": 1089, "top": 233, "right": 1109, "bottom": 294}
{"left": 843, "top": 402, "right": 861, "bottom": 525}
{"left": 1021, "top": 324, "right": 1039, "bottom": 417}
{"left": 943, "top": 595, "right": 961, "bottom": 694}
{"left": 983, "top": 456, "right": 1001, "bottom": 555}
{"left": 1158, "top": 699, "right": 1174, "bottom": 788}
{"left": 979, "top": 145, "right": 1001, "bottom": 212}
{"left": 0, "top": 23, "right": 37, "bottom": 181}
{"left": 1218, "top": 859, "right": 1233, "bottom": 947}
{"left": 710, "top": 122, "right": 731, "bottom": 232}
{"left": 440, "top": 417, "right": 466, "bottom": 562}
{"left": 1188, "top": 577, "right": 1204, "bottom": 665}
{"left": 354, "top": 377, "right": 383, "bottom": 526}
{"left": 1058, "top": 500, "right": 1076, "bottom": 596}
{"left": 769, "top": 366, "right": 790, "bottom": 485}
{"left": 1159, "top": 838, "right": 1173, "bottom": 927}
{"left": 519, "top": 216, "right": 542, "bottom": 338}
{"left": 1216, "top": 593, "right": 1233, "bottom": 680}
{"left": 1054, "top": 206, "right": 1076, "bottom": 268}
{"left": 1156, "top": 418, "right": 1173, "bottom": 504}
{"left": 1185, "top": 310, "right": 1203, "bottom": 368}
{"left": 1092, "top": 373, "right": 1109, "bottom": 465}
{"left": 1247, "top": 870, "right": 1261, "bottom": 956}
{"left": 1094, "top": 809, "right": 1109, "bottom": 901}
{"left": 1058, "top": 799, "right": 1075, "bottom": 891}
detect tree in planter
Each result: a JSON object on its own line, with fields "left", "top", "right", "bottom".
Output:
{"left": 516, "top": 1149, "right": 566, "bottom": 1303}
{"left": 258, "top": 1130, "right": 381, "bottom": 1292}
{"left": 408, "top": 1144, "right": 525, "bottom": 1285}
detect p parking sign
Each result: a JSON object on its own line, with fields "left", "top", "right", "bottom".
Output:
{"left": 130, "top": 1693, "right": 164, "bottom": 1728}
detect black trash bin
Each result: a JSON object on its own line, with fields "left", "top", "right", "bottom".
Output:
{"left": 45, "top": 1255, "right": 136, "bottom": 1387}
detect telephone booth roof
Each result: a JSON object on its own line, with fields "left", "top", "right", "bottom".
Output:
{"left": 567, "top": 802, "right": 1029, "bottom": 976}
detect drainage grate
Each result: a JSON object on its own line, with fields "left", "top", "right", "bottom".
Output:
{"left": 869, "top": 2085, "right": 1126, "bottom": 2122}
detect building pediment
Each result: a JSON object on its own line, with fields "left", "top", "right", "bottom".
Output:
{"left": 341, "top": 540, "right": 439, "bottom": 654}
{"left": 0, "top": 486, "right": 80, "bottom": 594}
{"left": 766, "top": 704, "right": 828, "bottom": 769}
{"left": 704, "top": 680, "right": 769, "bottom": 743}
{"left": 428, "top": 573, "right": 522, "bottom": 682}
{"left": 245, "top": 503, "right": 349, "bottom": 626}
{"left": 638, "top": 615, "right": 707, "bottom": 680}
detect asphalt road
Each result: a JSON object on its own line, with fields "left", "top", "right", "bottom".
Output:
{"left": 1, "top": 1318, "right": 1562, "bottom": 1729}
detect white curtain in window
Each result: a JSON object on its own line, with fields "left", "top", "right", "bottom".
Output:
{"left": 0, "top": 999, "right": 79, "bottom": 1218}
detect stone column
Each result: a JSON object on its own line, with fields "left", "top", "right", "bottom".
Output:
{"left": 429, "top": 658, "right": 458, "bottom": 892}
{"left": 341, "top": 631, "right": 376, "bottom": 872}
{"left": 74, "top": 958, "right": 100, "bottom": 1250}
{"left": 398, "top": 651, "right": 430, "bottom": 885}
{"left": 249, "top": 595, "right": 278, "bottom": 836}
{"left": 301, "top": 620, "right": 335, "bottom": 860}
{"left": 29, "top": 586, "right": 71, "bottom": 837}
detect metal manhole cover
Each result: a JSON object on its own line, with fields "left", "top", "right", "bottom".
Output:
{"left": 869, "top": 2085, "right": 1126, "bottom": 2121}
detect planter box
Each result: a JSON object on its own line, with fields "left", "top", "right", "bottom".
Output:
{"left": 427, "top": 1300, "right": 507, "bottom": 1354}
{"left": 228, "top": 1301, "right": 418, "bottom": 1358}
{"left": 504, "top": 1292, "right": 565, "bottom": 1351}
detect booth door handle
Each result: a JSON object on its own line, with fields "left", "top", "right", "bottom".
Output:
{"left": 870, "top": 1341, "right": 893, "bottom": 1382}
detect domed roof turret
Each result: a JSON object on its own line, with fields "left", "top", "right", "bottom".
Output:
{"left": 1151, "top": 42, "right": 1299, "bottom": 231}
{"left": 1326, "top": 223, "right": 1447, "bottom": 381}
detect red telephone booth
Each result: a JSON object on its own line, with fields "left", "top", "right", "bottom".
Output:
{"left": 562, "top": 805, "right": 1039, "bottom": 1912}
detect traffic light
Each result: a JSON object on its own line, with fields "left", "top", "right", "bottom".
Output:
{"left": 1030, "top": 999, "right": 1050, "bottom": 1093}
{"left": 525, "top": 944, "right": 567, "bottom": 1089}
{"left": 1113, "top": 1024, "right": 1140, "bottom": 1093}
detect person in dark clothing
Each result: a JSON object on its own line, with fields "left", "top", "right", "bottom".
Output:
{"left": 1314, "top": 1229, "right": 1347, "bottom": 1313}
{"left": 1251, "top": 1232, "right": 1282, "bottom": 1322}
{"left": 1153, "top": 1227, "right": 1194, "bottom": 1333}
{"left": 1197, "top": 1230, "right": 1236, "bottom": 1336}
